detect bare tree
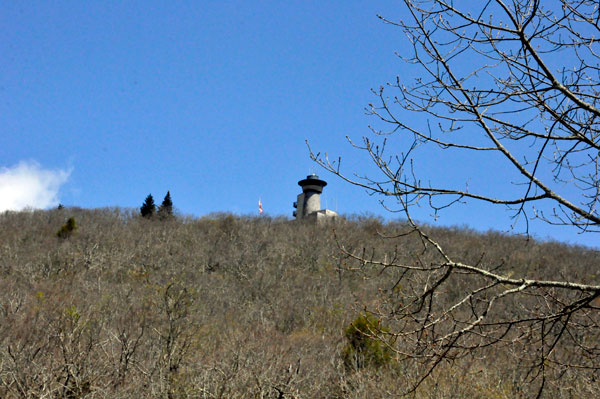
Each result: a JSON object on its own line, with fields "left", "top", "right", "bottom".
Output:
{"left": 311, "top": 0, "right": 600, "bottom": 396}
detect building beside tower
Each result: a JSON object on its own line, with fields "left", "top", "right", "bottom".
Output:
{"left": 293, "top": 174, "right": 338, "bottom": 222}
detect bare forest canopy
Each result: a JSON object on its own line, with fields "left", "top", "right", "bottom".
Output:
{"left": 0, "top": 208, "right": 598, "bottom": 398}
{"left": 307, "top": 1, "right": 600, "bottom": 395}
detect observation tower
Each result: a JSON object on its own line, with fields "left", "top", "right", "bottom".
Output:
{"left": 293, "top": 174, "right": 338, "bottom": 222}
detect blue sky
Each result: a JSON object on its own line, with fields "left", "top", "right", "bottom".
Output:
{"left": 1, "top": 1, "right": 597, "bottom": 248}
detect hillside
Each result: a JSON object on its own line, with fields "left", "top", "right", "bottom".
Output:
{"left": 0, "top": 208, "right": 598, "bottom": 398}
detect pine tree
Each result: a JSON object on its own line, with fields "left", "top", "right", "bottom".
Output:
{"left": 140, "top": 194, "right": 156, "bottom": 218}
{"left": 158, "top": 191, "right": 173, "bottom": 219}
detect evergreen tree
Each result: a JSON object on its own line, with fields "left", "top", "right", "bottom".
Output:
{"left": 56, "top": 217, "right": 77, "bottom": 239}
{"left": 140, "top": 194, "right": 156, "bottom": 218}
{"left": 158, "top": 191, "right": 174, "bottom": 219}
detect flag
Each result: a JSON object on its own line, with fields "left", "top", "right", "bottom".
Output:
{"left": 258, "top": 199, "right": 263, "bottom": 215}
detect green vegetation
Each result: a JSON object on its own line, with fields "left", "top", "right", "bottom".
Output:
{"left": 140, "top": 194, "right": 156, "bottom": 218}
{"left": 0, "top": 208, "right": 597, "bottom": 398}
{"left": 158, "top": 191, "right": 173, "bottom": 219}
{"left": 141, "top": 192, "right": 174, "bottom": 220}
{"left": 342, "top": 313, "right": 393, "bottom": 371}
{"left": 56, "top": 216, "right": 77, "bottom": 238}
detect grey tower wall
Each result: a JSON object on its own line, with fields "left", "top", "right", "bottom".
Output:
{"left": 295, "top": 193, "right": 305, "bottom": 220}
{"left": 303, "top": 190, "right": 321, "bottom": 216}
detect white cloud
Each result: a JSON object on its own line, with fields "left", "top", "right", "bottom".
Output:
{"left": 0, "top": 161, "right": 71, "bottom": 211}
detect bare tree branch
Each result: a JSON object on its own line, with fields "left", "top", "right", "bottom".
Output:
{"left": 312, "top": 0, "right": 600, "bottom": 395}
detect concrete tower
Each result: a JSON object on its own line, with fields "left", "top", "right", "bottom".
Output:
{"left": 293, "top": 174, "right": 337, "bottom": 221}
